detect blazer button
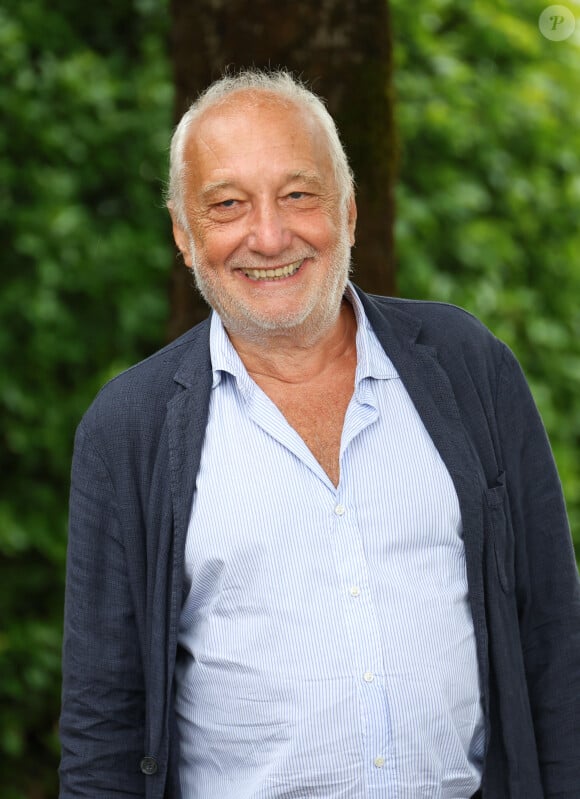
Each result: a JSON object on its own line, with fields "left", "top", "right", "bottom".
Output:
{"left": 140, "top": 756, "right": 158, "bottom": 775}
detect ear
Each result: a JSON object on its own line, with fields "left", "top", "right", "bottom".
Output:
{"left": 167, "top": 202, "right": 193, "bottom": 267}
{"left": 347, "top": 194, "right": 357, "bottom": 246}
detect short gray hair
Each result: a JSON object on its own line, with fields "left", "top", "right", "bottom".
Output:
{"left": 167, "top": 69, "right": 355, "bottom": 228}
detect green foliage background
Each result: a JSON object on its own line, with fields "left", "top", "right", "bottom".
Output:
{"left": 1, "top": 0, "right": 578, "bottom": 795}
{"left": 0, "top": 1, "right": 171, "bottom": 795}
{"left": 393, "top": 0, "right": 580, "bottom": 547}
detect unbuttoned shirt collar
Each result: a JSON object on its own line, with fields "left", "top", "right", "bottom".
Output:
{"left": 208, "top": 281, "right": 398, "bottom": 395}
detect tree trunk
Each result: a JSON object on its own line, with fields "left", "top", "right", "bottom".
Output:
{"left": 167, "top": 0, "right": 395, "bottom": 340}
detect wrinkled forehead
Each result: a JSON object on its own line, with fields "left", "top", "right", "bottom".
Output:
{"left": 183, "top": 90, "right": 335, "bottom": 178}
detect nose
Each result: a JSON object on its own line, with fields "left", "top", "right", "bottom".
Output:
{"left": 246, "top": 200, "right": 292, "bottom": 256}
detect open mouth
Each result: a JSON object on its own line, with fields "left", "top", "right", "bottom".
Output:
{"left": 242, "top": 259, "right": 303, "bottom": 281}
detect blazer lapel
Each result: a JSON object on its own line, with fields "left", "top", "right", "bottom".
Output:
{"left": 167, "top": 318, "right": 213, "bottom": 602}
{"left": 357, "top": 288, "right": 489, "bottom": 717}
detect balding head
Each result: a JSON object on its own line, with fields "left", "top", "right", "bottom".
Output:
{"left": 167, "top": 70, "right": 355, "bottom": 229}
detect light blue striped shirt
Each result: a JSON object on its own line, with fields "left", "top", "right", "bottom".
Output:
{"left": 176, "top": 283, "right": 485, "bottom": 798}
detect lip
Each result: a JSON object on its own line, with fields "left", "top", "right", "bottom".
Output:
{"left": 238, "top": 258, "right": 308, "bottom": 283}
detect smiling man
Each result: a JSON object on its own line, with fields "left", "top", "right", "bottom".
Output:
{"left": 59, "top": 70, "right": 580, "bottom": 799}
{"left": 170, "top": 90, "right": 355, "bottom": 348}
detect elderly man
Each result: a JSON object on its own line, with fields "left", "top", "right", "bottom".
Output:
{"left": 59, "top": 70, "right": 580, "bottom": 799}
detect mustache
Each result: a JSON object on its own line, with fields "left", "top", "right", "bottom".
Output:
{"left": 226, "top": 248, "right": 318, "bottom": 271}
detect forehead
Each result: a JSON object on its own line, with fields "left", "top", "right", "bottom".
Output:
{"left": 183, "top": 92, "right": 334, "bottom": 192}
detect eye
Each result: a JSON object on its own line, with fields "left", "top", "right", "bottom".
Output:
{"left": 207, "top": 197, "right": 245, "bottom": 221}
{"left": 287, "top": 191, "right": 307, "bottom": 200}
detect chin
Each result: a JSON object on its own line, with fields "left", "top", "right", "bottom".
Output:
{"left": 191, "top": 240, "right": 352, "bottom": 345}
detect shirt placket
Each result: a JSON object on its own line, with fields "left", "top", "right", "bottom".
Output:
{"left": 330, "top": 394, "right": 393, "bottom": 795}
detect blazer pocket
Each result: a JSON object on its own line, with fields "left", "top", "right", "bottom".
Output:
{"left": 484, "top": 471, "right": 515, "bottom": 594}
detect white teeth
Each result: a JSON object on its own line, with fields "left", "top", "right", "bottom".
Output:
{"left": 243, "top": 260, "right": 303, "bottom": 281}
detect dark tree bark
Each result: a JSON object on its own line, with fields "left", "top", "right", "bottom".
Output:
{"left": 167, "top": 0, "right": 396, "bottom": 340}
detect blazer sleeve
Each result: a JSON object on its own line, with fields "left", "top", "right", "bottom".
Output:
{"left": 59, "top": 420, "right": 146, "bottom": 798}
{"left": 496, "top": 344, "right": 580, "bottom": 797}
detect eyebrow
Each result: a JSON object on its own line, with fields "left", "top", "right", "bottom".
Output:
{"left": 200, "top": 181, "right": 239, "bottom": 203}
{"left": 200, "top": 171, "right": 324, "bottom": 203}
{"left": 285, "top": 170, "right": 324, "bottom": 189}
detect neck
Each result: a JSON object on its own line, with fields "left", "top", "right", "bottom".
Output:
{"left": 227, "top": 300, "right": 357, "bottom": 384}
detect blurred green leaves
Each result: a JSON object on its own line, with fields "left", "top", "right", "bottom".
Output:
{"left": 0, "top": 0, "right": 172, "bottom": 794}
{"left": 392, "top": 0, "right": 580, "bottom": 544}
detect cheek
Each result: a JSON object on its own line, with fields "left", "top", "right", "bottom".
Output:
{"left": 290, "top": 213, "right": 332, "bottom": 248}
{"left": 196, "top": 224, "right": 247, "bottom": 268}
{"left": 314, "top": 220, "right": 345, "bottom": 254}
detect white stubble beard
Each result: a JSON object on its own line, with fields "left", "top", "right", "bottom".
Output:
{"left": 187, "top": 221, "right": 353, "bottom": 347}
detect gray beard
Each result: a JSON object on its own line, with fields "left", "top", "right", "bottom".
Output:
{"left": 188, "top": 229, "right": 353, "bottom": 347}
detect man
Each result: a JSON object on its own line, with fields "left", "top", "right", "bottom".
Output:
{"left": 59, "top": 70, "right": 580, "bottom": 798}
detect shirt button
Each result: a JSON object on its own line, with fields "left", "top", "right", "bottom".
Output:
{"left": 140, "top": 756, "right": 158, "bottom": 775}
{"left": 334, "top": 504, "right": 346, "bottom": 516}
{"left": 374, "top": 756, "right": 385, "bottom": 768}
{"left": 350, "top": 586, "right": 361, "bottom": 597}
{"left": 363, "top": 671, "right": 375, "bottom": 683}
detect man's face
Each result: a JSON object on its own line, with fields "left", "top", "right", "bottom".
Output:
{"left": 171, "top": 92, "right": 357, "bottom": 344}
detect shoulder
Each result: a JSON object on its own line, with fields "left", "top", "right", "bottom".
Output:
{"left": 79, "top": 316, "right": 212, "bottom": 440}
{"left": 360, "top": 290, "right": 503, "bottom": 358}
{"left": 357, "top": 289, "right": 512, "bottom": 400}
{"left": 364, "top": 292, "right": 494, "bottom": 342}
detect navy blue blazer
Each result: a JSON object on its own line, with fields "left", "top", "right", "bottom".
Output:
{"left": 60, "top": 288, "right": 580, "bottom": 798}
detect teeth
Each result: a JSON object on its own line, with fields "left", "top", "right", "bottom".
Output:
{"left": 243, "top": 260, "right": 303, "bottom": 281}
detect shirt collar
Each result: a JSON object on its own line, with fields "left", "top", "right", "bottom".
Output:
{"left": 209, "top": 281, "right": 398, "bottom": 392}
{"left": 345, "top": 283, "right": 399, "bottom": 383}
{"left": 209, "top": 312, "right": 253, "bottom": 396}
